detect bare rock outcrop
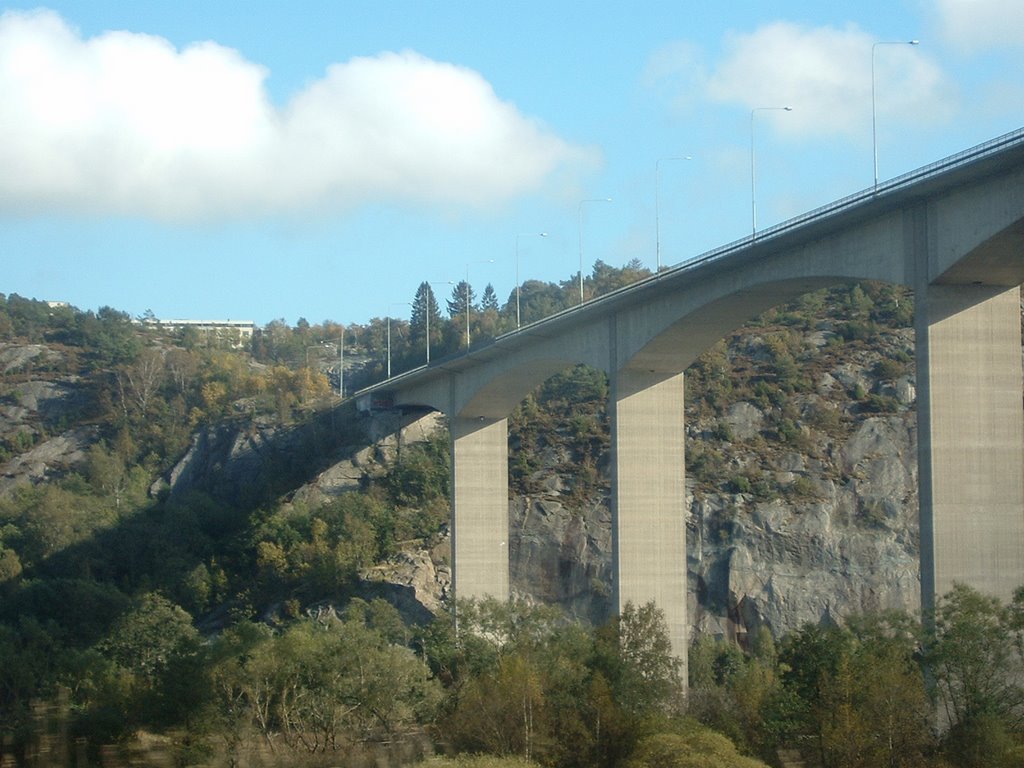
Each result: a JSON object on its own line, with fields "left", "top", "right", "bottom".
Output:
{"left": 0, "top": 426, "right": 99, "bottom": 496}
{"left": 0, "top": 349, "right": 99, "bottom": 496}
{"left": 276, "top": 392, "right": 924, "bottom": 639}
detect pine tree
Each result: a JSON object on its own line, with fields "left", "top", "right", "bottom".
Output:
{"left": 410, "top": 282, "right": 441, "bottom": 348}
{"left": 447, "top": 280, "right": 476, "bottom": 319}
{"left": 481, "top": 283, "right": 499, "bottom": 312}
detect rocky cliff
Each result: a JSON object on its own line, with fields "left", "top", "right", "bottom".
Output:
{"left": 262, "top": 290, "right": 932, "bottom": 640}
{"left": 488, "top": 288, "right": 932, "bottom": 640}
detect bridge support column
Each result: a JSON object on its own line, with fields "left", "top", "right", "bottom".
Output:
{"left": 915, "top": 284, "right": 1024, "bottom": 609}
{"left": 611, "top": 369, "right": 688, "bottom": 676}
{"left": 450, "top": 416, "right": 509, "bottom": 602}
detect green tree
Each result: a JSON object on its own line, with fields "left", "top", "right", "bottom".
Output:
{"left": 97, "top": 593, "right": 206, "bottom": 728}
{"left": 688, "top": 629, "right": 784, "bottom": 757}
{"left": 0, "top": 618, "right": 64, "bottom": 754}
{"left": 216, "top": 615, "right": 439, "bottom": 756}
{"left": 515, "top": 280, "right": 569, "bottom": 325}
{"left": 481, "top": 283, "right": 499, "bottom": 312}
{"left": 596, "top": 602, "right": 684, "bottom": 719}
{"left": 778, "top": 614, "right": 932, "bottom": 768}
{"left": 927, "top": 583, "right": 1024, "bottom": 766}
{"left": 410, "top": 281, "right": 443, "bottom": 356}
{"left": 589, "top": 259, "right": 651, "bottom": 298}
{"left": 446, "top": 653, "right": 548, "bottom": 759}
{"left": 78, "top": 306, "right": 141, "bottom": 365}
{"left": 85, "top": 442, "right": 149, "bottom": 512}
{"left": 447, "top": 280, "right": 476, "bottom": 320}
{"left": 624, "top": 726, "right": 770, "bottom": 768}
{"left": 440, "top": 599, "right": 597, "bottom": 766}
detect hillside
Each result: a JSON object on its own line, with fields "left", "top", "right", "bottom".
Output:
{"left": 0, "top": 280, "right": 990, "bottom": 636}
{"left": 0, "top": 281, "right": 1022, "bottom": 766}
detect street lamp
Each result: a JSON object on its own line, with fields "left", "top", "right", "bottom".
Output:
{"left": 465, "top": 260, "right": 494, "bottom": 348}
{"left": 872, "top": 39, "right": 919, "bottom": 190}
{"left": 578, "top": 198, "right": 612, "bottom": 303}
{"left": 515, "top": 232, "right": 547, "bottom": 328}
{"left": 751, "top": 106, "right": 792, "bottom": 236}
{"left": 656, "top": 156, "right": 691, "bottom": 272}
{"left": 386, "top": 302, "right": 411, "bottom": 379}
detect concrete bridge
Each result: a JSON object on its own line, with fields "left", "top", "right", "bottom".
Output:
{"left": 356, "top": 128, "right": 1024, "bottom": 678}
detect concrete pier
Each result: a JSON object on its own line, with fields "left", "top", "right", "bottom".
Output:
{"left": 611, "top": 369, "right": 688, "bottom": 670}
{"left": 451, "top": 415, "right": 509, "bottom": 601}
{"left": 916, "top": 284, "right": 1024, "bottom": 607}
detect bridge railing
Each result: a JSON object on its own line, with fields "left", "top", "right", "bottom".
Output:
{"left": 510, "top": 125, "right": 1024, "bottom": 331}
{"left": 671, "top": 124, "right": 1024, "bottom": 274}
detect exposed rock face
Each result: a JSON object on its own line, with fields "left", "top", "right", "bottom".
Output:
{"left": 156, "top": 420, "right": 284, "bottom": 502}
{"left": 157, "top": 406, "right": 450, "bottom": 505}
{"left": 0, "top": 426, "right": 99, "bottom": 496}
{"left": 276, "top": 374, "right": 923, "bottom": 639}
{"left": 362, "top": 545, "right": 452, "bottom": 623}
{"left": 510, "top": 495, "right": 612, "bottom": 623}
{"left": 501, "top": 408, "right": 921, "bottom": 640}
{"left": 0, "top": 354, "right": 99, "bottom": 496}
{"left": 292, "top": 410, "right": 445, "bottom": 507}
{"left": 0, "top": 343, "right": 63, "bottom": 374}
{"left": 687, "top": 411, "right": 921, "bottom": 640}
{"left": 499, "top": 320, "right": 930, "bottom": 639}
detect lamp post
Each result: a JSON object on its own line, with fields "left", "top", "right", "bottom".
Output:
{"left": 751, "top": 106, "right": 792, "bottom": 236}
{"left": 578, "top": 198, "right": 612, "bottom": 303}
{"left": 872, "top": 39, "right": 919, "bottom": 190}
{"left": 386, "top": 302, "right": 411, "bottom": 379}
{"left": 655, "top": 156, "right": 691, "bottom": 272}
{"left": 465, "top": 260, "right": 494, "bottom": 348}
{"left": 515, "top": 232, "right": 547, "bottom": 328}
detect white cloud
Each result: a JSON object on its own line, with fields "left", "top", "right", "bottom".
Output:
{"left": 0, "top": 9, "right": 595, "bottom": 221}
{"left": 934, "top": 0, "right": 1024, "bottom": 52}
{"left": 703, "top": 21, "right": 955, "bottom": 140}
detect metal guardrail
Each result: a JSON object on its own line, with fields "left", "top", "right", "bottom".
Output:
{"left": 360, "top": 126, "right": 1024, "bottom": 395}
{"left": 583, "top": 125, "right": 1024, "bottom": 309}
{"left": 675, "top": 124, "right": 1024, "bottom": 273}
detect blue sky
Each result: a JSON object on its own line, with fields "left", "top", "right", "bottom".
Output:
{"left": 2, "top": 1, "right": 1023, "bottom": 326}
